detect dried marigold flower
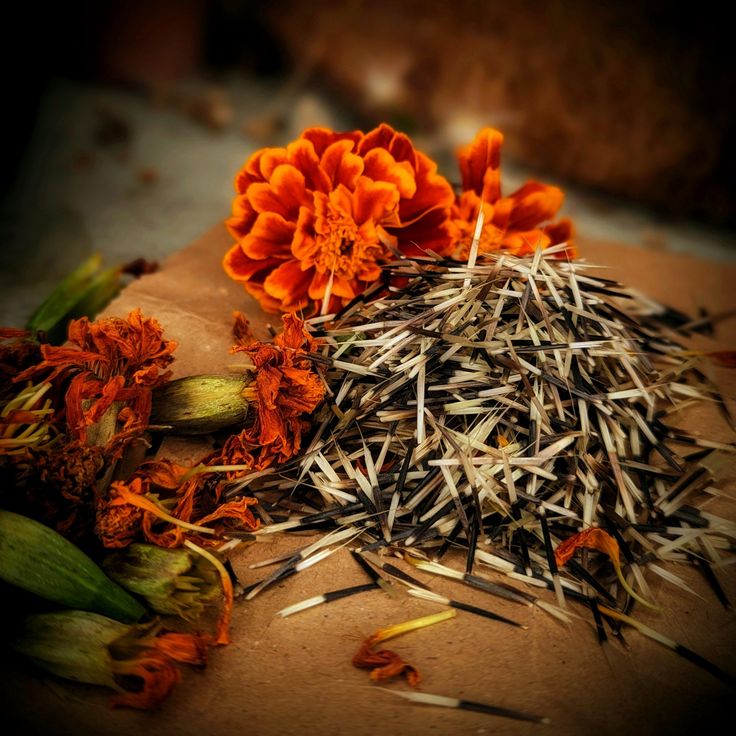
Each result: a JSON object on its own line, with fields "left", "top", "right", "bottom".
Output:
{"left": 223, "top": 124, "right": 455, "bottom": 313}
{"left": 448, "top": 128, "right": 576, "bottom": 259}
{"left": 352, "top": 610, "right": 455, "bottom": 686}
{"left": 554, "top": 527, "right": 659, "bottom": 610}
{"left": 96, "top": 457, "right": 260, "bottom": 551}
{"left": 232, "top": 312, "right": 326, "bottom": 467}
{"left": 10, "top": 610, "right": 207, "bottom": 710}
{"left": 15, "top": 308, "right": 177, "bottom": 445}
{"left": 7, "top": 437, "right": 105, "bottom": 542}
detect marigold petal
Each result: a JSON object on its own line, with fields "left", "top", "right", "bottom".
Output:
{"left": 398, "top": 151, "right": 454, "bottom": 225}
{"left": 237, "top": 148, "right": 272, "bottom": 187}
{"left": 110, "top": 651, "right": 181, "bottom": 709}
{"left": 223, "top": 244, "right": 281, "bottom": 282}
{"left": 501, "top": 229, "right": 551, "bottom": 255}
{"left": 353, "top": 177, "right": 401, "bottom": 225}
{"left": 362, "top": 149, "right": 416, "bottom": 199}
{"left": 247, "top": 164, "right": 311, "bottom": 220}
{"left": 357, "top": 123, "right": 398, "bottom": 155}
{"left": 320, "top": 139, "right": 364, "bottom": 189}
{"left": 154, "top": 632, "right": 209, "bottom": 666}
{"left": 325, "top": 184, "right": 355, "bottom": 221}
{"left": 244, "top": 282, "right": 285, "bottom": 314}
{"left": 396, "top": 207, "right": 454, "bottom": 257}
{"left": 387, "top": 130, "right": 418, "bottom": 169}
{"left": 287, "top": 139, "right": 331, "bottom": 193}
{"left": 308, "top": 270, "right": 356, "bottom": 300}
{"left": 301, "top": 127, "right": 362, "bottom": 156}
{"left": 226, "top": 195, "right": 258, "bottom": 240}
{"left": 457, "top": 127, "right": 503, "bottom": 199}
{"left": 263, "top": 259, "right": 314, "bottom": 304}
{"left": 506, "top": 182, "right": 564, "bottom": 230}
{"left": 291, "top": 206, "right": 321, "bottom": 263}
{"left": 241, "top": 211, "right": 296, "bottom": 259}
{"left": 257, "top": 147, "right": 289, "bottom": 179}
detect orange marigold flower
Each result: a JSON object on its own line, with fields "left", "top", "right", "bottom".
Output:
{"left": 16, "top": 308, "right": 176, "bottom": 444}
{"left": 449, "top": 128, "right": 576, "bottom": 259}
{"left": 224, "top": 124, "right": 455, "bottom": 313}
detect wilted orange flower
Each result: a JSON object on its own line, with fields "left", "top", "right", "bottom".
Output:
{"left": 109, "top": 625, "right": 208, "bottom": 709}
{"left": 448, "top": 128, "right": 575, "bottom": 259}
{"left": 224, "top": 124, "right": 455, "bottom": 313}
{"left": 232, "top": 312, "right": 325, "bottom": 467}
{"left": 554, "top": 527, "right": 659, "bottom": 610}
{"left": 554, "top": 527, "right": 620, "bottom": 568}
{"left": 16, "top": 309, "right": 176, "bottom": 444}
{"left": 352, "top": 610, "right": 455, "bottom": 686}
{"left": 14, "top": 609, "right": 208, "bottom": 711}
{"left": 97, "top": 459, "right": 260, "bottom": 551}
{"left": 352, "top": 637, "right": 421, "bottom": 686}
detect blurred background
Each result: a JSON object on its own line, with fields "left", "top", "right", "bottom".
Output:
{"left": 2, "top": 0, "right": 734, "bottom": 326}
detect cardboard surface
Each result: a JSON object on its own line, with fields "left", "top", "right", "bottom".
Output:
{"left": 3, "top": 225, "right": 736, "bottom": 736}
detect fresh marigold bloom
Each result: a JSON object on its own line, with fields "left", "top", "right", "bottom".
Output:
{"left": 224, "top": 124, "right": 455, "bottom": 313}
{"left": 449, "top": 128, "right": 576, "bottom": 259}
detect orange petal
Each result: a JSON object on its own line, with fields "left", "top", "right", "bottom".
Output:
{"left": 292, "top": 206, "right": 319, "bottom": 262}
{"left": 244, "top": 281, "right": 285, "bottom": 313}
{"left": 362, "top": 148, "right": 417, "bottom": 199}
{"left": 223, "top": 243, "right": 281, "bottom": 282}
{"left": 257, "top": 147, "right": 289, "bottom": 179}
{"left": 308, "top": 270, "right": 355, "bottom": 301}
{"left": 358, "top": 123, "right": 399, "bottom": 155}
{"left": 241, "top": 211, "right": 296, "bottom": 259}
{"left": 544, "top": 217, "right": 574, "bottom": 245}
{"left": 506, "top": 181, "right": 564, "bottom": 230}
{"left": 110, "top": 651, "right": 181, "bottom": 709}
{"left": 247, "top": 164, "right": 311, "bottom": 220}
{"left": 457, "top": 127, "right": 503, "bottom": 199}
{"left": 554, "top": 527, "right": 621, "bottom": 568}
{"left": 502, "top": 229, "right": 551, "bottom": 255}
{"left": 263, "top": 259, "right": 314, "bottom": 304}
{"left": 321, "top": 139, "right": 364, "bottom": 189}
{"left": 154, "top": 632, "right": 209, "bottom": 666}
{"left": 387, "top": 130, "right": 418, "bottom": 168}
{"left": 225, "top": 195, "right": 257, "bottom": 240}
{"left": 301, "top": 127, "right": 362, "bottom": 156}
{"left": 325, "top": 184, "right": 355, "bottom": 221}
{"left": 396, "top": 206, "right": 454, "bottom": 257}
{"left": 287, "top": 138, "right": 331, "bottom": 193}
{"left": 353, "top": 177, "right": 401, "bottom": 224}
{"left": 544, "top": 218, "right": 577, "bottom": 258}
{"left": 398, "top": 151, "right": 454, "bottom": 225}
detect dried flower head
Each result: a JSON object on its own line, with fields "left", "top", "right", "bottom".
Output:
{"left": 16, "top": 309, "right": 177, "bottom": 444}
{"left": 448, "top": 128, "right": 575, "bottom": 259}
{"left": 11, "top": 610, "right": 207, "bottom": 710}
{"left": 223, "top": 124, "right": 454, "bottom": 313}
{"left": 232, "top": 313, "right": 325, "bottom": 466}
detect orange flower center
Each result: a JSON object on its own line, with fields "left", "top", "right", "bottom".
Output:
{"left": 454, "top": 213, "right": 504, "bottom": 259}
{"left": 314, "top": 202, "right": 385, "bottom": 280}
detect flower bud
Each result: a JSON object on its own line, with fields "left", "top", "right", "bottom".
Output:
{"left": 103, "top": 543, "right": 220, "bottom": 620}
{"left": 150, "top": 374, "right": 254, "bottom": 434}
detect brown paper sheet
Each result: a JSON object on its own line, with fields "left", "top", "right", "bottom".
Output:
{"left": 3, "top": 225, "right": 735, "bottom": 736}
